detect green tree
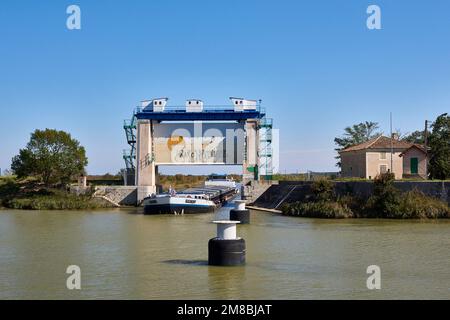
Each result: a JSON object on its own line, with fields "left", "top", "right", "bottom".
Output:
{"left": 428, "top": 113, "right": 450, "bottom": 179}
{"left": 11, "top": 129, "right": 88, "bottom": 186}
{"left": 402, "top": 130, "right": 425, "bottom": 144}
{"left": 334, "top": 121, "right": 381, "bottom": 167}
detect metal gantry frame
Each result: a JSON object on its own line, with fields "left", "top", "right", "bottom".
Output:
{"left": 259, "top": 117, "right": 273, "bottom": 180}
{"left": 123, "top": 110, "right": 137, "bottom": 180}
{"left": 124, "top": 101, "right": 269, "bottom": 183}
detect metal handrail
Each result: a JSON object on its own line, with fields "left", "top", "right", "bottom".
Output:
{"left": 135, "top": 104, "right": 264, "bottom": 113}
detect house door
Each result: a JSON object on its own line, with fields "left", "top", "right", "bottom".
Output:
{"left": 410, "top": 158, "right": 418, "bottom": 174}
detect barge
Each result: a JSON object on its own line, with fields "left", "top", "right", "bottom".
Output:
{"left": 143, "top": 175, "right": 239, "bottom": 214}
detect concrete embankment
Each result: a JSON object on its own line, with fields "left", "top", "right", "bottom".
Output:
{"left": 71, "top": 186, "right": 138, "bottom": 206}
{"left": 252, "top": 180, "right": 450, "bottom": 209}
{"left": 246, "top": 205, "right": 282, "bottom": 214}
{"left": 241, "top": 180, "right": 276, "bottom": 204}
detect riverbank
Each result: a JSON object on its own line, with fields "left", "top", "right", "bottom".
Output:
{"left": 280, "top": 176, "right": 450, "bottom": 219}
{"left": 0, "top": 177, "right": 114, "bottom": 210}
{"left": 281, "top": 193, "right": 450, "bottom": 219}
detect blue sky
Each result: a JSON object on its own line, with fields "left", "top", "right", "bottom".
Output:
{"left": 1, "top": 0, "right": 449, "bottom": 175}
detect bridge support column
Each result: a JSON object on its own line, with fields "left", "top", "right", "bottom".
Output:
{"left": 136, "top": 119, "right": 156, "bottom": 203}
{"left": 242, "top": 119, "right": 260, "bottom": 185}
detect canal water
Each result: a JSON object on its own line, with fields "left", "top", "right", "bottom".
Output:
{"left": 0, "top": 203, "right": 449, "bottom": 299}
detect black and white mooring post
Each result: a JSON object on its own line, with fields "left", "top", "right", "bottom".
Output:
{"left": 208, "top": 220, "right": 246, "bottom": 266}
{"left": 229, "top": 200, "right": 250, "bottom": 224}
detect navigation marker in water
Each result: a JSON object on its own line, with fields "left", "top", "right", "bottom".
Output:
{"left": 208, "top": 220, "right": 246, "bottom": 266}
{"left": 229, "top": 200, "right": 250, "bottom": 224}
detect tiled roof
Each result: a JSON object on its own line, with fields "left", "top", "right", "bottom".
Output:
{"left": 340, "top": 136, "right": 418, "bottom": 152}
{"left": 399, "top": 144, "right": 427, "bottom": 156}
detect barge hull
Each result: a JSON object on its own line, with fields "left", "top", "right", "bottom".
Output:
{"left": 144, "top": 204, "right": 215, "bottom": 214}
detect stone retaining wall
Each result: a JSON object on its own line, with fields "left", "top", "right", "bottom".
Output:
{"left": 71, "top": 186, "right": 137, "bottom": 206}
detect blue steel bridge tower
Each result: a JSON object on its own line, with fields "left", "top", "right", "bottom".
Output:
{"left": 123, "top": 97, "right": 273, "bottom": 201}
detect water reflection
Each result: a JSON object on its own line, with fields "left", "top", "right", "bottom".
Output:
{"left": 163, "top": 259, "right": 208, "bottom": 266}
{"left": 207, "top": 265, "right": 246, "bottom": 299}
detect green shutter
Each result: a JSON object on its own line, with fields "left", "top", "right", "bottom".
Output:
{"left": 410, "top": 158, "right": 418, "bottom": 174}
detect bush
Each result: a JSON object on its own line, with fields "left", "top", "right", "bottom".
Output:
{"left": 5, "top": 193, "right": 112, "bottom": 210}
{"left": 310, "top": 179, "right": 334, "bottom": 202}
{"left": 337, "top": 194, "right": 363, "bottom": 212}
{"left": 281, "top": 179, "right": 354, "bottom": 218}
{"left": 364, "top": 172, "right": 402, "bottom": 218}
{"left": 363, "top": 174, "right": 450, "bottom": 218}
{"left": 397, "top": 190, "right": 450, "bottom": 219}
{"left": 281, "top": 201, "right": 353, "bottom": 219}
{"left": 0, "top": 177, "right": 20, "bottom": 207}
{"left": 1, "top": 178, "right": 114, "bottom": 210}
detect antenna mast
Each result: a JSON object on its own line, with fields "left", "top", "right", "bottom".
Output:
{"left": 390, "top": 112, "right": 393, "bottom": 173}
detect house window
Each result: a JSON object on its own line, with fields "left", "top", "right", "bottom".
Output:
{"left": 380, "top": 152, "right": 387, "bottom": 160}
{"left": 380, "top": 165, "right": 388, "bottom": 174}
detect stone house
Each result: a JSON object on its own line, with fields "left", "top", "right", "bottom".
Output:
{"left": 339, "top": 136, "right": 427, "bottom": 179}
